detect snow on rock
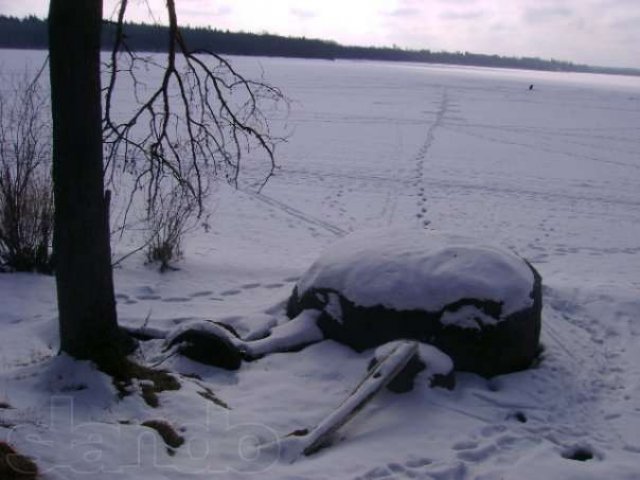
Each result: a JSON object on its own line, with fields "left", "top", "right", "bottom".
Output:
{"left": 246, "top": 309, "right": 324, "bottom": 357}
{"left": 295, "top": 228, "right": 534, "bottom": 315}
{"left": 288, "top": 228, "right": 542, "bottom": 376}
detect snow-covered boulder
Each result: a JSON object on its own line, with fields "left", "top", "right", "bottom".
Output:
{"left": 287, "top": 228, "right": 542, "bottom": 377}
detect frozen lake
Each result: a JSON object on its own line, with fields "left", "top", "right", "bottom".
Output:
{"left": 254, "top": 56, "right": 640, "bottom": 287}
{"left": 1, "top": 49, "right": 640, "bottom": 479}
{"left": 3, "top": 50, "right": 639, "bottom": 287}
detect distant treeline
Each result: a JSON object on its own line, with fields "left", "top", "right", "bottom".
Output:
{"left": 2, "top": 15, "right": 639, "bottom": 77}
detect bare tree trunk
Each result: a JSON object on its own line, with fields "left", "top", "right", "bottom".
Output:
{"left": 48, "top": 0, "right": 127, "bottom": 362}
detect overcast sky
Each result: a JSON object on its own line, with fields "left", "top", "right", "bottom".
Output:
{"left": 1, "top": 0, "right": 639, "bottom": 68}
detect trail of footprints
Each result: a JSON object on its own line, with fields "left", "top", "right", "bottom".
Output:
{"left": 322, "top": 184, "right": 359, "bottom": 227}
{"left": 115, "top": 276, "right": 299, "bottom": 306}
{"left": 413, "top": 90, "right": 450, "bottom": 229}
{"left": 353, "top": 300, "right": 612, "bottom": 480}
{"left": 353, "top": 418, "right": 599, "bottom": 480}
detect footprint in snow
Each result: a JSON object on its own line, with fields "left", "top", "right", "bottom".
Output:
{"left": 116, "top": 293, "right": 138, "bottom": 305}
{"left": 136, "top": 294, "right": 161, "bottom": 300}
{"left": 162, "top": 297, "right": 191, "bottom": 303}
{"left": 506, "top": 411, "right": 528, "bottom": 423}
{"left": 405, "top": 457, "right": 433, "bottom": 469}
{"left": 561, "top": 444, "right": 599, "bottom": 462}
{"left": 480, "top": 425, "right": 507, "bottom": 438}
{"left": 357, "top": 466, "right": 390, "bottom": 479}
{"left": 456, "top": 443, "right": 499, "bottom": 462}
{"left": 452, "top": 440, "right": 478, "bottom": 451}
{"left": 451, "top": 425, "right": 543, "bottom": 467}
{"left": 356, "top": 457, "right": 463, "bottom": 480}
{"left": 133, "top": 286, "right": 162, "bottom": 300}
{"left": 190, "top": 290, "right": 213, "bottom": 298}
{"left": 220, "top": 289, "right": 241, "bottom": 296}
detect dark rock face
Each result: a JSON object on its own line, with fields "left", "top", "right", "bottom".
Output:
{"left": 385, "top": 355, "right": 427, "bottom": 393}
{"left": 287, "top": 263, "right": 542, "bottom": 378}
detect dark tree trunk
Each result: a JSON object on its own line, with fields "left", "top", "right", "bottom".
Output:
{"left": 48, "top": 0, "right": 127, "bottom": 362}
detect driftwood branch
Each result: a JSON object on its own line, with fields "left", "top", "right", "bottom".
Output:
{"left": 277, "top": 341, "right": 419, "bottom": 461}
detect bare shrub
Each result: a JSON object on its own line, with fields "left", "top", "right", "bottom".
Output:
{"left": 0, "top": 72, "right": 53, "bottom": 273}
{"left": 145, "top": 182, "right": 198, "bottom": 272}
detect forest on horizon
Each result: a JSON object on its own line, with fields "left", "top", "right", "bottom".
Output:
{"left": 1, "top": 14, "right": 639, "bottom": 78}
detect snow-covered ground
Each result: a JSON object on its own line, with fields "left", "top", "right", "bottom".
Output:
{"left": 1, "top": 50, "right": 640, "bottom": 479}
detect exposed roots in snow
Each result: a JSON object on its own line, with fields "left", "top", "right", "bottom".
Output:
{"left": 141, "top": 420, "right": 185, "bottom": 455}
{"left": 0, "top": 442, "right": 38, "bottom": 480}
{"left": 100, "top": 357, "right": 181, "bottom": 408}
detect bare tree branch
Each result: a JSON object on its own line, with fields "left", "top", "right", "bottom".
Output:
{"left": 103, "top": 0, "right": 289, "bottom": 243}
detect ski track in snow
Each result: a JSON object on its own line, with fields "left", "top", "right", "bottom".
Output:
{"left": 443, "top": 124, "right": 640, "bottom": 172}
{"left": 245, "top": 189, "right": 347, "bottom": 237}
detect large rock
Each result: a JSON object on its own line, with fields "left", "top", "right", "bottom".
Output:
{"left": 287, "top": 228, "right": 542, "bottom": 377}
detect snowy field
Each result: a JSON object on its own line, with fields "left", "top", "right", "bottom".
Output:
{"left": 1, "top": 50, "right": 640, "bottom": 479}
